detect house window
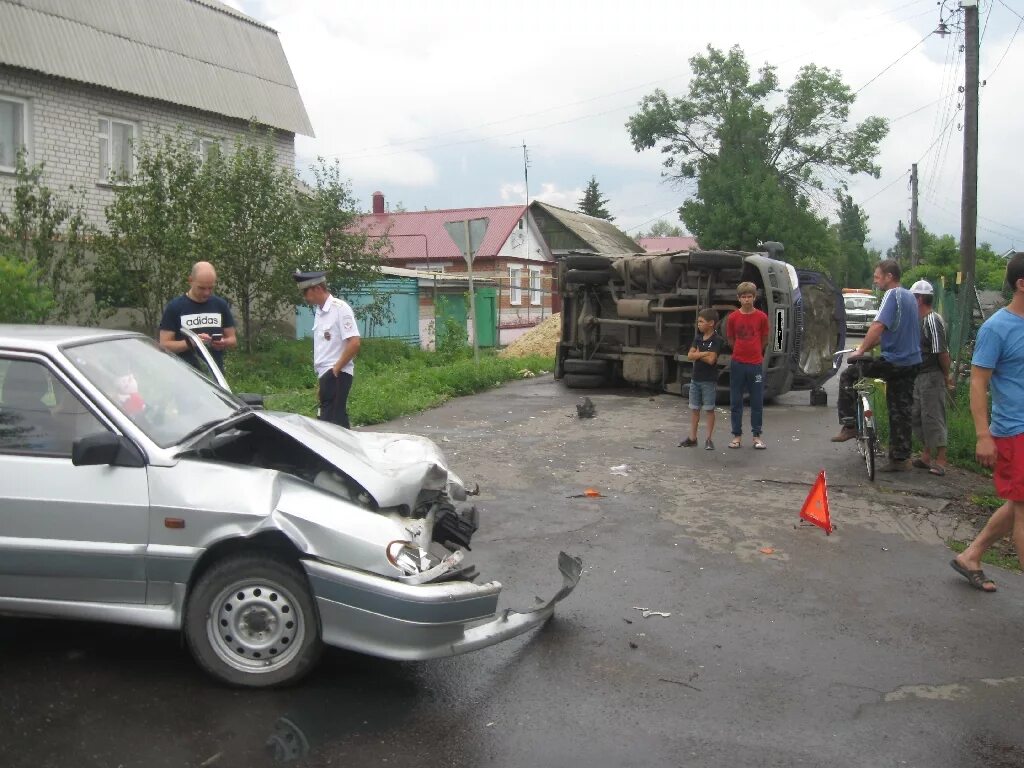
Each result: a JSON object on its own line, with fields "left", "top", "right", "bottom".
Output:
{"left": 529, "top": 267, "right": 542, "bottom": 306}
{"left": 0, "top": 96, "right": 29, "bottom": 172}
{"left": 97, "top": 116, "right": 137, "bottom": 181}
{"left": 192, "top": 136, "right": 221, "bottom": 163}
{"left": 509, "top": 266, "right": 523, "bottom": 305}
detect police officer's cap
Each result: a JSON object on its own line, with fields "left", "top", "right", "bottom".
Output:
{"left": 294, "top": 270, "right": 327, "bottom": 290}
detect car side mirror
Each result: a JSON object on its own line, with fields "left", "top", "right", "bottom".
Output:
{"left": 72, "top": 432, "right": 145, "bottom": 468}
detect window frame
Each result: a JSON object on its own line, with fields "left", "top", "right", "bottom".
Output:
{"left": 509, "top": 265, "right": 523, "bottom": 306}
{"left": 0, "top": 93, "right": 31, "bottom": 174}
{"left": 96, "top": 115, "right": 139, "bottom": 183}
{"left": 529, "top": 266, "right": 542, "bottom": 306}
{"left": 192, "top": 135, "right": 222, "bottom": 164}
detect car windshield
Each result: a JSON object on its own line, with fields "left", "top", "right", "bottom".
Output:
{"left": 845, "top": 295, "right": 878, "bottom": 311}
{"left": 65, "top": 336, "right": 238, "bottom": 448}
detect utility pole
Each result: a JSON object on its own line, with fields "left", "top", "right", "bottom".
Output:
{"left": 521, "top": 141, "right": 530, "bottom": 206}
{"left": 960, "top": 0, "right": 979, "bottom": 293}
{"left": 910, "top": 163, "right": 920, "bottom": 267}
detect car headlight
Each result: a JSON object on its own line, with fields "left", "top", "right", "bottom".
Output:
{"left": 386, "top": 540, "right": 440, "bottom": 575}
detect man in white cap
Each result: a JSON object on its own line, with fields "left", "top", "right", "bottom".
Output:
{"left": 294, "top": 271, "right": 361, "bottom": 428}
{"left": 909, "top": 279, "right": 953, "bottom": 475}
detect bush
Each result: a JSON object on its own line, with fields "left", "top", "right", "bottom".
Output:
{"left": 0, "top": 253, "right": 53, "bottom": 323}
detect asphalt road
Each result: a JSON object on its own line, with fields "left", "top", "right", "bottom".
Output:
{"left": 3, "top": 360, "right": 1023, "bottom": 768}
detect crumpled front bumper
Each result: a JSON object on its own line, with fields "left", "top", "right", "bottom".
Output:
{"left": 303, "top": 552, "right": 582, "bottom": 660}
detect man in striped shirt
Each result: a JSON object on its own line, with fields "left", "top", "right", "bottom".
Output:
{"left": 910, "top": 280, "right": 953, "bottom": 475}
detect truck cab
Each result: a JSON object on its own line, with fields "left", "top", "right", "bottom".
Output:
{"left": 555, "top": 243, "right": 845, "bottom": 404}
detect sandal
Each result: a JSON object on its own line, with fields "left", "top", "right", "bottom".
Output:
{"left": 753, "top": 436, "right": 766, "bottom": 450}
{"left": 912, "top": 458, "right": 931, "bottom": 470}
{"left": 728, "top": 437, "right": 741, "bottom": 449}
{"left": 950, "top": 559, "right": 997, "bottom": 592}
{"left": 929, "top": 464, "right": 946, "bottom": 476}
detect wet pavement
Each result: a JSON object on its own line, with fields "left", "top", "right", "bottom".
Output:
{"left": 3, "top": 364, "right": 1024, "bottom": 768}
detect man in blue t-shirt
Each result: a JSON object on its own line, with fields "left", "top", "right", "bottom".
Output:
{"left": 950, "top": 252, "right": 1024, "bottom": 593}
{"left": 832, "top": 259, "right": 921, "bottom": 471}
{"left": 159, "top": 261, "right": 237, "bottom": 371}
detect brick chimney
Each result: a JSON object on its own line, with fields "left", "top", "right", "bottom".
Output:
{"left": 372, "top": 191, "right": 385, "bottom": 214}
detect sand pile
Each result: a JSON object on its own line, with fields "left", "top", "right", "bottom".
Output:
{"left": 499, "top": 313, "right": 561, "bottom": 358}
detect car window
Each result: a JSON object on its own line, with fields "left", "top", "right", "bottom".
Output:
{"left": 844, "top": 295, "right": 878, "bottom": 311}
{"left": 0, "top": 358, "right": 109, "bottom": 457}
{"left": 67, "top": 336, "right": 238, "bottom": 448}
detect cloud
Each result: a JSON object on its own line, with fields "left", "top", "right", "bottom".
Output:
{"left": 239, "top": 0, "right": 1024, "bottom": 251}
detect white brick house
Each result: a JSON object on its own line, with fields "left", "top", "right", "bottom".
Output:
{"left": 0, "top": 0, "right": 313, "bottom": 229}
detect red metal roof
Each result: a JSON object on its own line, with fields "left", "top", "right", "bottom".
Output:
{"left": 355, "top": 205, "right": 528, "bottom": 262}
{"left": 639, "top": 236, "right": 699, "bottom": 253}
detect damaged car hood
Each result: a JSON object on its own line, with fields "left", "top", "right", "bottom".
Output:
{"left": 251, "top": 410, "right": 453, "bottom": 510}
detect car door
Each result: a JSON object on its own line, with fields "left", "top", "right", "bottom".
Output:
{"left": 0, "top": 355, "right": 150, "bottom": 605}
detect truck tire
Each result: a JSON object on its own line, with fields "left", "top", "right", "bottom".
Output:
{"left": 565, "top": 269, "right": 612, "bottom": 285}
{"left": 564, "top": 373, "right": 607, "bottom": 389}
{"left": 563, "top": 255, "right": 612, "bottom": 271}
{"left": 563, "top": 359, "right": 608, "bottom": 375}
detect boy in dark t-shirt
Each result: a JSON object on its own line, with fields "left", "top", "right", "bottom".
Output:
{"left": 680, "top": 309, "right": 723, "bottom": 450}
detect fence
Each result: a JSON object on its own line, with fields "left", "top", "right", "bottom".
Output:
{"left": 932, "top": 278, "right": 984, "bottom": 383}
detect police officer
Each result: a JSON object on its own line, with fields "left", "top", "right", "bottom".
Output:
{"left": 159, "top": 261, "right": 237, "bottom": 371}
{"left": 295, "top": 271, "right": 361, "bottom": 428}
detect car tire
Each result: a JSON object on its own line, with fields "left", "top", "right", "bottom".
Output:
{"left": 563, "top": 359, "right": 608, "bottom": 375}
{"left": 562, "top": 255, "right": 612, "bottom": 271}
{"left": 565, "top": 269, "right": 612, "bottom": 285}
{"left": 185, "top": 553, "right": 322, "bottom": 688}
{"left": 564, "top": 372, "right": 607, "bottom": 388}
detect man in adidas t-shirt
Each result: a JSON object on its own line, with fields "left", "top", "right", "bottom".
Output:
{"left": 159, "top": 261, "right": 237, "bottom": 371}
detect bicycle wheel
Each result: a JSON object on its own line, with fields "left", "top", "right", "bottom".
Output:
{"left": 862, "top": 427, "right": 876, "bottom": 481}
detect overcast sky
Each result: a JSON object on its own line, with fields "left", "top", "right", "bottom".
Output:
{"left": 228, "top": 0, "right": 1023, "bottom": 254}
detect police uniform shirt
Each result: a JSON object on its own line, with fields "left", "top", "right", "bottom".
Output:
{"left": 313, "top": 295, "right": 360, "bottom": 377}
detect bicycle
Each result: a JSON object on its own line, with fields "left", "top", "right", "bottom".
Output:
{"left": 834, "top": 349, "right": 880, "bottom": 481}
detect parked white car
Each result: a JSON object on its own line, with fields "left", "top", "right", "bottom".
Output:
{"left": 0, "top": 326, "right": 581, "bottom": 687}
{"left": 843, "top": 293, "right": 879, "bottom": 335}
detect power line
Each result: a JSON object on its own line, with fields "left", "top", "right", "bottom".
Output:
{"left": 986, "top": 15, "right": 1024, "bottom": 79}
{"left": 861, "top": 170, "right": 911, "bottom": 205}
{"left": 997, "top": 0, "right": 1024, "bottom": 21}
{"left": 854, "top": 29, "right": 933, "bottom": 93}
{"left": 624, "top": 208, "right": 683, "bottom": 234}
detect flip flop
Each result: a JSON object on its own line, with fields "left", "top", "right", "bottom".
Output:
{"left": 950, "top": 559, "right": 997, "bottom": 592}
{"left": 752, "top": 437, "right": 766, "bottom": 450}
{"left": 929, "top": 465, "right": 946, "bottom": 476}
{"left": 728, "top": 437, "right": 741, "bottom": 449}
{"left": 912, "top": 458, "right": 931, "bottom": 470}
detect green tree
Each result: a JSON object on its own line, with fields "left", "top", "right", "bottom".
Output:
{"left": 0, "top": 152, "right": 89, "bottom": 322}
{"left": 198, "top": 129, "right": 301, "bottom": 352}
{"left": 0, "top": 254, "right": 53, "bottom": 323}
{"left": 640, "top": 219, "right": 685, "bottom": 238}
{"left": 92, "top": 131, "right": 203, "bottom": 333}
{"left": 578, "top": 176, "right": 614, "bottom": 220}
{"left": 835, "top": 192, "right": 872, "bottom": 287}
{"left": 627, "top": 45, "right": 887, "bottom": 264}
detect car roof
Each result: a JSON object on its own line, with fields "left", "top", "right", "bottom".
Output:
{"left": 0, "top": 325, "right": 145, "bottom": 353}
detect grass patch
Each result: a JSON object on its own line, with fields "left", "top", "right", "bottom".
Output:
{"left": 970, "top": 492, "right": 1004, "bottom": 511}
{"left": 947, "top": 538, "right": 1020, "bottom": 572}
{"left": 225, "top": 336, "right": 553, "bottom": 426}
{"left": 871, "top": 379, "right": 989, "bottom": 474}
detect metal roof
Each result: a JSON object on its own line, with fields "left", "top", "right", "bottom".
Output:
{"left": 529, "top": 202, "right": 642, "bottom": 256}
{"left": 357, "top": 205, "right": 528, "bottom": 261}
{"left": 0, "top": 0, "right": 314, "bottom": 136}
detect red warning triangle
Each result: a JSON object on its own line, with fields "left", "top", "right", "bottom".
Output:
{"left": 799, "top": 470, "right": 833, "bottom": 534}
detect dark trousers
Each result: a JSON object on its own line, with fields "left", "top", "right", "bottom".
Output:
{"left": 838, "top": 358, "right": 918, "bottom": 461}
{"left": 730, "top": 360, "right": 764, "bottom": 437}
{"left": 318, "top": 370, "right": 353, "bottom": 429}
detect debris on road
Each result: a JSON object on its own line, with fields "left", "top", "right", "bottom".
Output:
{"left": 577, "top": 397, "right": 596, "bottom": 419}
{"left": 633, "top": 606, "right": 672, "bottom": 618}
{"left": 610, "top": 464, "right": 630, "bottom": 475}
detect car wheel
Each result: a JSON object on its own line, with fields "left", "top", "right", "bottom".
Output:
{"left": 562, "top": 254, "right": 612, "bottom": 271}
{"left": 185, "top": 553, "right": 322, "bottom": 688}
{"left": 564, "top": 372, "right": 607, "bottom": 388}
{"left": 563, "top": 359, "right": 608, "bottom": 375}
{"left": 565, "top": 268, "right": 612, "bottom": 285}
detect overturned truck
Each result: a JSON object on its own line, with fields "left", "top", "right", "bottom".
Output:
{"left": 555, "top": 243, "right": 846, "bottom": 405}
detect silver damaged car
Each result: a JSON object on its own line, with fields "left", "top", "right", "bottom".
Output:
{"left": 0, "top": 326, "right": 582, "bottom": 687}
